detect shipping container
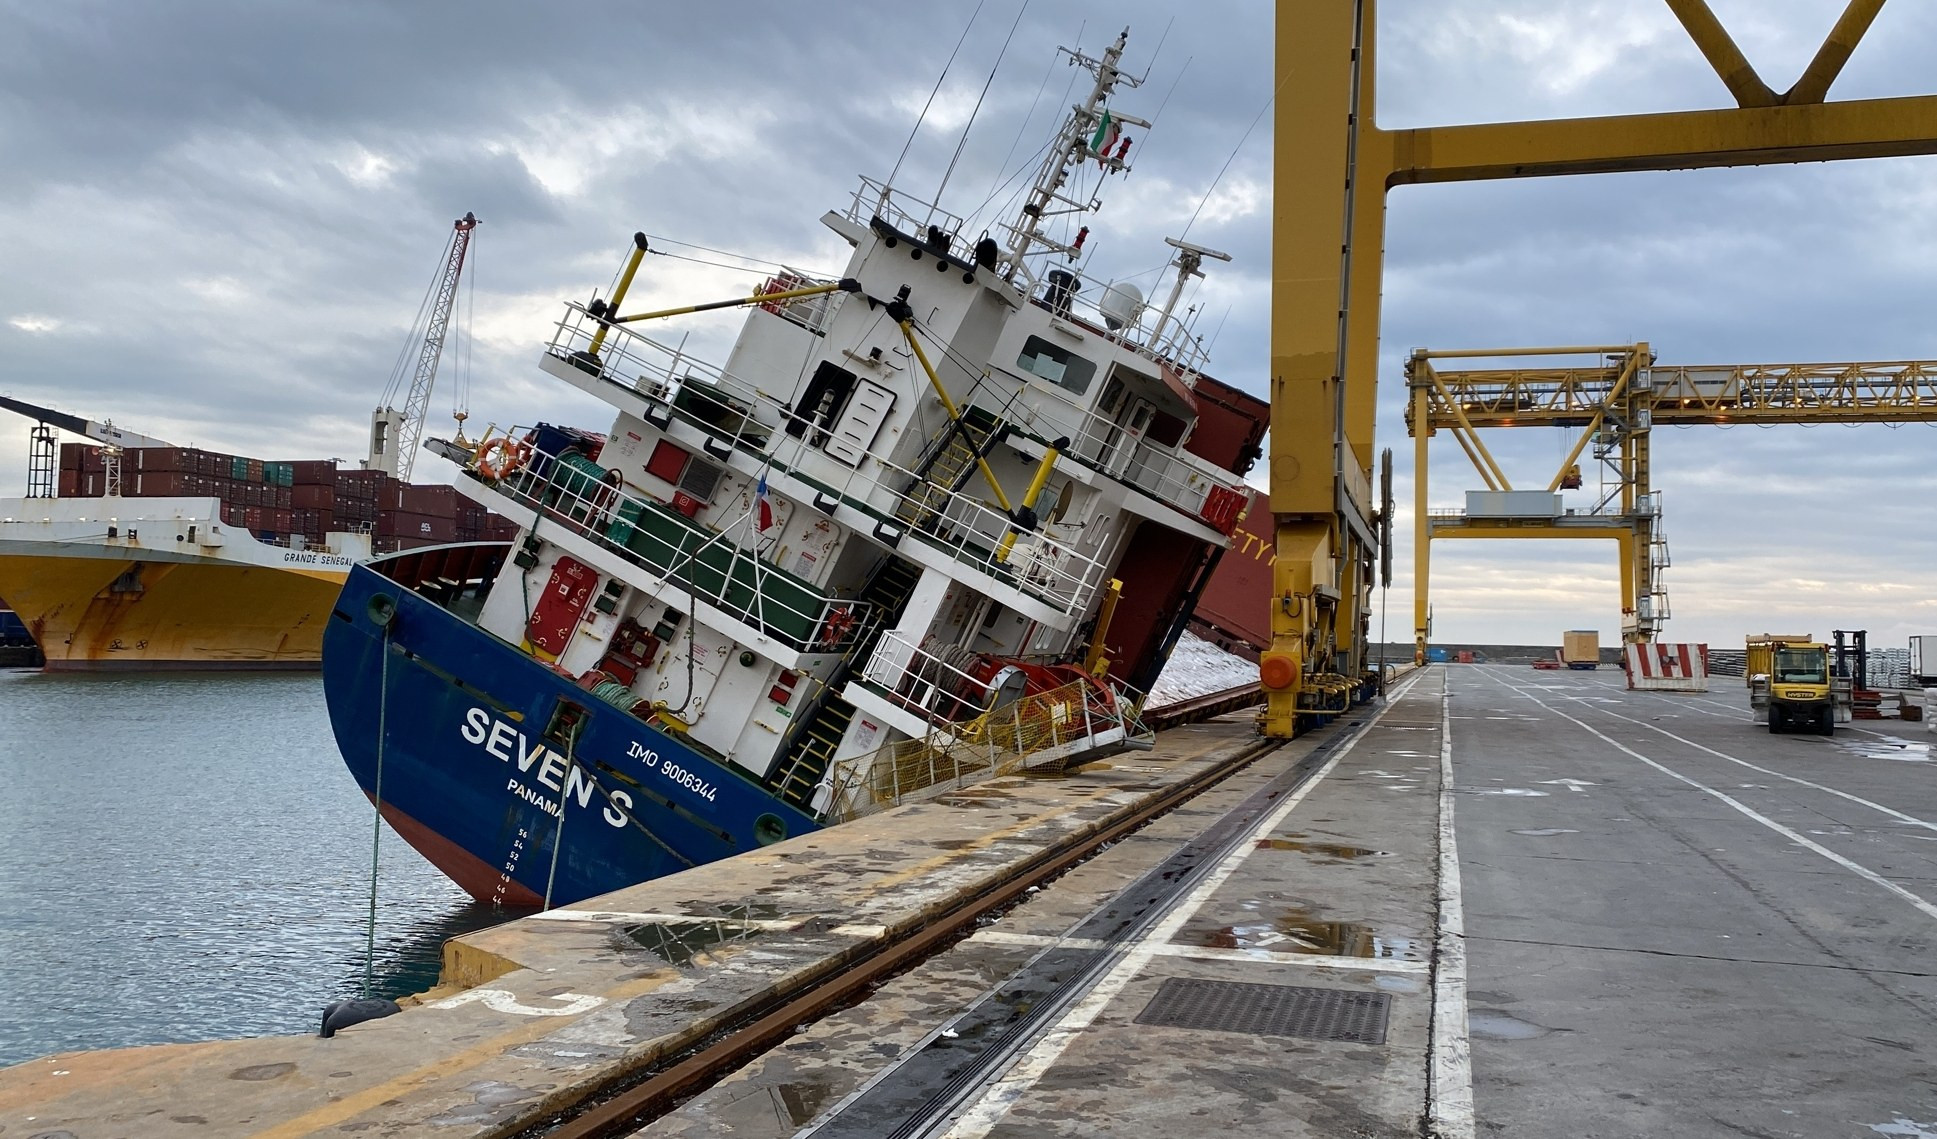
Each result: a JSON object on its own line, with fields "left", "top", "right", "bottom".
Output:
{"left": 57, "top": 469, "right": 79, "bottom": 497}
{"left": 1181, "top": 374, "right": 1269, "bottom": 476}
{"left": 133, "top": 447, "right": 186, "bottom": 473}
{"left": 131, "top": 472, "right": 191, "bottom": 496}
{"left": 1185, "top": 488, "right": 1272, "bottom": 659}
{"left": 378, "top": 511, "right": 456, "bottom": 542}
{"left": 400, "top": 483, "right": 459, "bottom": 517}
{"left": 291, "top": 483, "right": 336, "bottom": 510}
{"left": 287, "top": 459, "right": 339, "bottom": 484}
{"left": 59, "top": 442, "right": 86, "bottom": 471}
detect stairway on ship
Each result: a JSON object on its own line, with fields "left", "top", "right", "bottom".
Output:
{"left": 894, "top": 407, "right": 1004, "bottom": 534}
{"left": 767, "top": 554, "right": 925, "bottom": 811}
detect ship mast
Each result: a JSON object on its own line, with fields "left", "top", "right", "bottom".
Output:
{"left": 998, "top": 29, "right": 1146, "bottom": 294}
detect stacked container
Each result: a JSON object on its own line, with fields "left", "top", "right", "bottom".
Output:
{"left": 56, "top": 442, "right": 514, "bottom": 550}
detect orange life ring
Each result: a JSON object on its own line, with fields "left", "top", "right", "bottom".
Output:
{"left": 820, "top": 605, "right": 857, "bottom": 648}
{"left": 476, "top": 437, "right": 532, "bottom": 480}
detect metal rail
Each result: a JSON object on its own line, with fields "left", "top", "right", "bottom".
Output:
{"left": 1142, "top": 683, "right": 1267, "bottom": 731}
{"left": 522, "top": 731, "right": 1291, "bottom": 1139}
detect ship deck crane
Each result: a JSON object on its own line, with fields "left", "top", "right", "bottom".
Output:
{"left": 1264, "top": 0, "right": 1937, "bottom": 737}
{"left": 1406, "top": 343, "right": 1937, "bottom": 662}
{"left": 1, "top": 394, "right": 173, "bottom": 499}
{"left": 370, "top": 211, "right": 478, "bottom": 480}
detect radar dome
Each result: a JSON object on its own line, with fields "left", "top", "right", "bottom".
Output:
{"left": 1099, "top": 282, "right": 1144, "bottom": 331}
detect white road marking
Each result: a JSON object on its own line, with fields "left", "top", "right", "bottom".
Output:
{"left": 1430, "top": 674, "right": 1475, "bottom": 1139}
{"left": 938, "top": 673, "right": 1428, "bottom": 1139}
{"left": 1476, "top": 672, "right": 1937, "bottom": 925}
{"left": 427, "top": 988, "right": 605, "bottom": 1016}
{"left": 1487, "top": 669, "right": 1937, "bottom": 835}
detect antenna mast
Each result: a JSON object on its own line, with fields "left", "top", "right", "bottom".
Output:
{"left": 998, "top": 29, "right": 1147, "bottom": 293}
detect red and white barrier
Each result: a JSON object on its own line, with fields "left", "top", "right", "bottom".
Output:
{"left": 1625, "top": 643, "right": 1710, "bottom": 691}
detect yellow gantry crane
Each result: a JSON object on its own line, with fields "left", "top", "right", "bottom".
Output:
{"left": 1406, "top": 344, "right": 1937, "bottom": 664}
{"left": 1262, "top": 0, "right": 1937, "bottom": 737}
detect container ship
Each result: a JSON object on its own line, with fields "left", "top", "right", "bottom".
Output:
{"left": 321, "top": 28, "right": 1271, "bottom": 907}
{"left": 0, "top": 436, "right": 516, "bottom": 669}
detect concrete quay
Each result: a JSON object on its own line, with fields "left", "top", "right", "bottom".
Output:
{"left": 4, "top": 664, "right": 1934, "bottom": 1137}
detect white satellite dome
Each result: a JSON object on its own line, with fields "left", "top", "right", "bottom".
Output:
{"left": 1099, "top": 281, "right": 1144, "bottom": 331}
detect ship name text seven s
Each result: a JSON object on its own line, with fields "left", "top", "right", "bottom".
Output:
{"left": 461, "top": 708, "right": 636, "bottom": 826}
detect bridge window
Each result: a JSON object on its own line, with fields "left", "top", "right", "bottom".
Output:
{"left": 1017, "top": 336, "right": 1096, "bottom": 395}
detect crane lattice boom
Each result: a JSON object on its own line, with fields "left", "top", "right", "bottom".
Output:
{"left": 371, "top": 211, "right": 477, "bottom": 479}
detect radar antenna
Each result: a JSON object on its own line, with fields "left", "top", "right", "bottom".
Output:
{"left": 1147, "top": 237, "right": 1232, "bottom": 360}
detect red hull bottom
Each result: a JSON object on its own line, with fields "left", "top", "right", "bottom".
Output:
{"left": 368, "top": 796, "right": 545, "bottom": 907}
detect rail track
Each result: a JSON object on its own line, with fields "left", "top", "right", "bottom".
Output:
{"left": 517, "top": 679, "right": 1385, "bottom": 1139}
{"left": 1141, "top": 681, "right": 1265, "bottom": 731}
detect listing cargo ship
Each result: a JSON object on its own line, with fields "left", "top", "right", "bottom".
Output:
{"left": 322, "top": 29, "right": 1271, "bottom": 907}
{"left": 0, "top": 438, "right": 516, "bottom": 669}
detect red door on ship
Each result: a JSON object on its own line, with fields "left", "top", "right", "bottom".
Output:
{"left": 526, "top": 555, "right": 597, "bottom": 662}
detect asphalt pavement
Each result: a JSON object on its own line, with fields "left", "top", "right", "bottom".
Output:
{"left": 1447, "top": 664, "right": 1937, "bottom": 1139}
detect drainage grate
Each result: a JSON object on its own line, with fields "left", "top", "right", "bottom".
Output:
{"left": 1133, "top": 977, "right": 1390, "bottom": 1044}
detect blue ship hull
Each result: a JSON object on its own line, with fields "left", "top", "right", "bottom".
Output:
{"left": 322, "top": 563, "right": 820, "bottom": 907}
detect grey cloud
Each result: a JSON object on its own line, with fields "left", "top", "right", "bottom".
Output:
{"left": 3, "top": 1, "right": 1933, "bottom": 648}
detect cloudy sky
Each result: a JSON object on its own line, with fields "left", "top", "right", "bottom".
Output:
{"left": 3, "top": 1, "right": 1934, "bottom": 651}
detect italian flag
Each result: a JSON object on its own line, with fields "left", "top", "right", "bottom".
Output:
{"left": 1090, "top": 110, "right": 1119, "bottom": 164}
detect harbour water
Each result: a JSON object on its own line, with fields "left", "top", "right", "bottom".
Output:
{"left": 0, "top": 667, "right": 521, "bottom": 1068}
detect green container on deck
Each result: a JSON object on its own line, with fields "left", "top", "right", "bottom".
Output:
{"left": 607, "top": 499, "right": 645, "bottom": 548}
{"left": 616, "top": 498, "right": 823, "bottom": 647}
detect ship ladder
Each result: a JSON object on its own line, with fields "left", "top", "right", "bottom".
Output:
{"left": 895, "top": 406, "right": 1003, "bottom": 532}
{"left": 767, "top": 554, "right": 924, "bottom": 811}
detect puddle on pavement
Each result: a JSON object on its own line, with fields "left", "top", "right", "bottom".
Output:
{"left": 1202, "top": 907, "right": 1422, "bottom": 960}
{"left": 1468, "top": 1009, "right": 1553, "bottom": 1040}
{"left": 770, "top": 1078, "right": 835, "bottom": 1127}
{"left": 1256, "top": 838, "right": 1393, "bottom": 858}
{"left": 626, "top": 919, "right": 763, "bottom": 966}
{"left": 1837, "top": 736, "right": 1933, "bottom": 763}
{"left": 934, "top": 787, "right": 1018, "bottom": 806}
{"left": 1510, "top": 828, "right": 1579, "bottom": 837}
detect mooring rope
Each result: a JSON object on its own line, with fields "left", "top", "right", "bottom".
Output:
{"left": 362, "top": 621, "right": 391, "bottom": 998}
